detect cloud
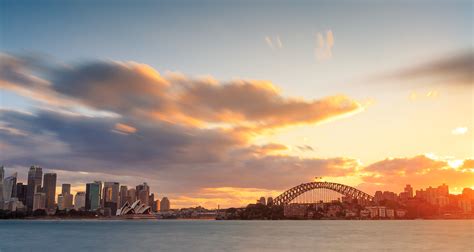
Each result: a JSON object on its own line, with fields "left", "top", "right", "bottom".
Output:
{"left": 1, "top": 53, "right": 363, "bottom": 131}
{"left": 451, "top": 126, "right": 468, "bottom": 135}
{"left": 380, "top": 51, "right": 473, "bottom": 86}
{"left": 360, "top": 155, "right": 474, "bottom": 193}
{"left": 264, "top": 35, "right": 283, "bottom": 50}
{"left": 315, "top": 30, "right": 334, "bottom": 60}
{"left": 296, "top": 145, "right": 314, "bottom": 152}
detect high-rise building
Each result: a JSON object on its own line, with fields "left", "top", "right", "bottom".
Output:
{"left": 16, "top": 183, "right": 27, "bottom": 205}
{"left": 149, "top": 193, "right": 155, "bottom": 208}
{"left": 57, "top": 194, "right": 65, "bottom": 210}
{"left": 27, "top": 166, "right": 43, "bottom": 210}
{"left": 86, "top": 182, "right": 100, "bottom": 211}
{"left": 153, "top": 199, "right": 160, "bottom": 212}
{"left": 33, "top": 192, "right": 46, "bottom": 211}
{"left": 258, "top": 197, "right": 266, "bottom": 205}
{"left": 160, "top": 197, "right": 170, "bottom": 211}
{"left": 94, "top": 181, "right": 103, "bottom": 207}
{"left": 136, "top": 182, "right": 150, "bottom": 206}
{"left": 404, "top": 184, "right": 414, "bottom": 198}
{"left": 119, "top": 185, "right": 128, "bottom": 207}
{"left": 2, "top": 172, "right": 17, "bottom": 202}
{"left": 62, "top": 184, "right": 71, "bottom": 195}
{"left": 43, "top": 173, "right": 57, "bottom": 209}
{"left": 103, "top": 182, "right": 119, "bottom": 215}
{"left": 127, "top": 188, "right": 137, "bottom": 203}
{"left": 61, "top": 184, "right": 73, "bottom": 209}
{"left": 74, "top": 192, "right": 86, "bottom": 210}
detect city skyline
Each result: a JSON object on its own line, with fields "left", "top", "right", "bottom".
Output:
{"left": 0, "top": 0, "right": 473, "bottom": 209}
{"left": 1, "top": 164, "right": 472, "bottom": 212}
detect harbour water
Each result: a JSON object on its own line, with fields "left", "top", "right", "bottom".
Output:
{"left": 0, "top": 220, "right": 473, "bottom": 251}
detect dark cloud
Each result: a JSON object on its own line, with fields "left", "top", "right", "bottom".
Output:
{"left": 382, "top": 51, "right": 473, "bottom": 86}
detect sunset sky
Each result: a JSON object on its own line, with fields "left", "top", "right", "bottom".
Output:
{"left": 0, "top": 0, "right": 472, "bottom": 208}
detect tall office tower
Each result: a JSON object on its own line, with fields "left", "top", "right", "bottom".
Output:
{"left": 136, "top": 182, "right": 150, "bottom": 206}
{"left": 154, "top": 199, "right": 160, "bottom": 212}
{"left": 2, "top": 172, "right": 17, "bottom": 202}
{"left": 61, "top": 184, "right": 73, "bottom": 209}
{"left": 43, "top": 173, "right": 57, "bottom": 209}
{"left": 149, "top": 193, "right": 155, "bottom": 207}
{"left": 103, "top": 182, "right": 120, "bottom": 214}
{"left": 62, "top": 184, "right": 71, "bottom": 195}
{"left": 94, "top": 181, "right": 103, "bottom": 207}
{"left": 404, "top": 184, "right": 414, "bottom": 198}
{"left": 57, "top": 194, "right": 65, "bottom": 210}
{"left": 160, "top": 197, "right": 170, "bottom": 211}
{"left": 127, "top": 188, "right": 137, "bottom": 203}
{"left": 85, "top": 182, "right": 100, "bottom": 211}
{"left": 119, "top": 185, "right": 128, "bottom": 207}
{"left": 33, "top": 192, "right": 46, "bottom": 211}
{"left": 74, "top": 192, "right": 86, "bottom": 210}
{"left": 27, "top": 166, "right": 43, "bottom": 210}
{"left": 16, "top": 183, "right": 27, "bottom": 205}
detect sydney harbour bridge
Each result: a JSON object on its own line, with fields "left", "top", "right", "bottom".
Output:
{"left": 273, "top": 181, "right": 374, "bottom": 205}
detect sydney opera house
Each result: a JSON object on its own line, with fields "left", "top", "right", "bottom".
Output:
{"left": 116, "top": 200, "right": 151, "bottom": 216}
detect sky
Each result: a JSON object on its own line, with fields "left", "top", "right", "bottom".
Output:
{"left": 0, "top": 0, "right": 473, "bottom": 208}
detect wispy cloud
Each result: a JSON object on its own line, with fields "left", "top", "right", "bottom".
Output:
{"left": 379, "top": 51, "right": 473, "bottom": 86}
{"left": 264, "top": 35, "right": 283, "bottom": 50}
{"left": 315, "top": 30, "right": 334, "bottom": 60}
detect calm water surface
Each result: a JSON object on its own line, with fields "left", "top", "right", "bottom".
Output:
{"left": 0, "top": 220, "right": 473, "bottom": 252}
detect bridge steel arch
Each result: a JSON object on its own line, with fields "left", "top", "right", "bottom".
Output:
{"left": 273, "top": 182, "right": 374, "bottom": 205}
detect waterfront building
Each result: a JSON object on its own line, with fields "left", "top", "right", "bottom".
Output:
{"left": 160, "top": 197, "right": 170, "bottom": 211}
{"left": 103, "top": 182, "right": 120, "bottom": 214}
{"left": 43, "top": 173, "right": 57, "bottom": 209}
{"left": 404, "top": 184, "right": 414, "bottom": 198}
{"left": 267, "top": 197, "right": 274, "bottom": 206}
{"left": 62, "top": 184, "right": 71, "bottom": 195}
{"left": 33, "top": 192, "right": 46, "bottom": 211}
{"left": 85, "top": 182, "right": 100, "bottom": 211}
{"left": 127, "top": 188, "right": 137, "bottom": 203}
{"left": 136, "top": 182, "right": 150, "bottom": 206}
{"left": 74, "top": 192, "right": 86, "bottom": 210}
{"left": 149, "top": 193, "right": 155, "bottom": 208}
{"left": 26, "top": 166, "right": 43, "bottom": 210}
{"left": 257, "top": 197, "right": 266, "bottom": 205}
{"left": 94, "top": 181, "right": 103, "bottom": 207}
{"left": 386, "top": 209, "right": 395, "bottom": 219}
{"left": 119, "top": 185, "right": 128, "bottom": 208}
{"left": 153, "top": 199, "right": 160, "bottom": 212}
{"left": 2, "top": 172, "right": 17, "bottom": 202}
{"left": 16, "top": 182, "right": 27, "bottom": 205}
{"left": 57, "top": 194, "right": 64, "bottom": 210}
{"left": 116, "top": 199, "right": 151, "bottom": 216}
{"left": 458, "top": 199, "right": 472, "bottom": 213}
{"left": 61, "top": 184, "right": 73, "bottom": 209}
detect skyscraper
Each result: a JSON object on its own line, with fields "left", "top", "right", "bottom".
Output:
{"left": 85, "top": 182, "right": 100, "bottom": 211}
{"left": 74, "top": 192, "right": 86, "bottom": 210}
{"left": 0, "top": 166, "right": 4, "bottom": 204}
{"left": 2, "top": 172, "right": 17, "bottom": 202}
{"left": 119, "top": 185, "right": 128, "bottom": 207}
{"left": 160, "top": 197, "right": 170, "bottom": 211}
{"left": 103, "top": 182, "right": 120, "bottom": 215}
{"left": 94, "top": 181, "right": 103, "bottom": 207}
{"left": 136, "top": 182, "right": 150, "bottom": 206}
{"left": 43, "top": 173, "right": 57, "bottom": 209}
{"left": 61, "top": 184, "right": 73, "bottom": 209}
{"left": 62, "top": 184, "right": 71, "bottom": 195}
{"left": 16, "top": 182, "right": 27, "bottom": 205}
{"left": 27, "top": 166, "right": 43, "bottom": 210}
{"left": 127, "top": 188, "right": 137, "bottom": 203}
{"left": 404, "top": 184, "right": 413, "bottom": 198}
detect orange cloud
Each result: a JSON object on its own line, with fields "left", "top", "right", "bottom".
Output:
{"left": 113, "top": 123, "right": 137, "bottom": 135}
